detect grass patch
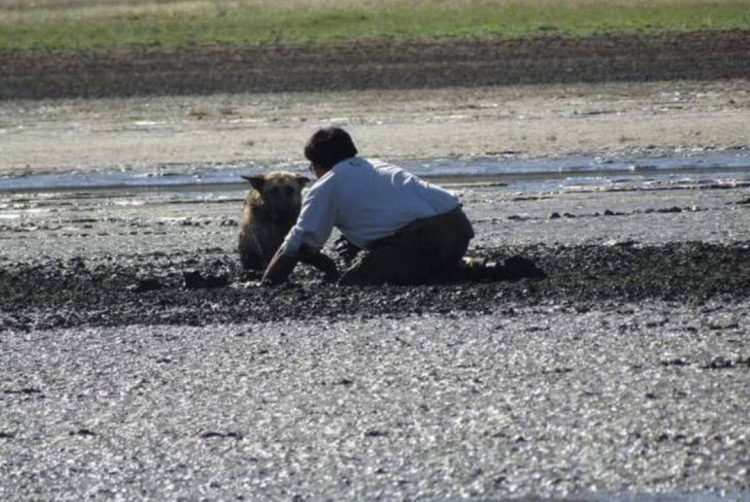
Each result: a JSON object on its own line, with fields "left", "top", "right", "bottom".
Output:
{"left": 2, "top": 0, "right": 750, "bottom": 51}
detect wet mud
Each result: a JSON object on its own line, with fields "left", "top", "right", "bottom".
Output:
{"left": 1, "top": 187, "right": 749, "bottom": 500}
{"left": 1, "top": 238, "right": 749, "bottom": 332}
{"left": 2, "top": 184, "right": 749, "bottom": 331}
{"left": 1, "top": 291, "right": 748, "bottom": 499}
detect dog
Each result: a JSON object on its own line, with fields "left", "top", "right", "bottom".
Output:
{"left": 238, "top": 171, "right": 310, "bottom": 270}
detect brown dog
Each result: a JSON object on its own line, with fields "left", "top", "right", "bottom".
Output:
{"left": 239, "top": 171, "right": 310, "bottom": 270}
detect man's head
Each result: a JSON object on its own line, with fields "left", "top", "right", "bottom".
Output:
{"left": 304, "top": 127, "right": 358, "bottom": 175}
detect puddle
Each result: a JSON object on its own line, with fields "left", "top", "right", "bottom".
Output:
{"left": 1, "top": 150, "right": 749, "bottom": 194}
{"left": 585, "top": 490, "right": 750, "bottom": 501}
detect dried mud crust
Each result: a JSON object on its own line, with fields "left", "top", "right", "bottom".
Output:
{"left": 1, "top": 241, "right": 749, "bottom": 331}
{"left": 2, "top": 30, "right": 750, "bottom": 99}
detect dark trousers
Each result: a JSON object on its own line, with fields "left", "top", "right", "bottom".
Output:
{"left": 339, "top": 206, "right": 474, "bottom": 286}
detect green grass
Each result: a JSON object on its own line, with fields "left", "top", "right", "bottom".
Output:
{"left": 2, "top": 0, "right": 750, "bottom": 51}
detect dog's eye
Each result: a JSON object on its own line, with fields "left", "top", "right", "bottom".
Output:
{"left": 285, "top": 186, "right": 296, "bottom": 197}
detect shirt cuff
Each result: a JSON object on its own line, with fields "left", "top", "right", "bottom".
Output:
{"left": 280, "top": 230, "right": 302, "bottom": 257}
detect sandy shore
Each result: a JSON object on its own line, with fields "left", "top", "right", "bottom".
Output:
{"left": 2, "top": 79, "right": 749, "bottom": 175}
{"left": 1, "top": 306, "right": 748, "bottom": 499}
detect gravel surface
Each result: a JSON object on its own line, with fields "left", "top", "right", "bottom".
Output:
{"left": 1, "top": 306, "right": 748, "bottom": 500}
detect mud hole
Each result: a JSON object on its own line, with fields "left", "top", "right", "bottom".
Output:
{"left": 1, "top": 241, "right": 748, "bottom": 331}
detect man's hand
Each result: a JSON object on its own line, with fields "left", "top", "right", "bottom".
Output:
{"left": 298, "top": 245, "right": 338, "bottom": 283}
{"left": 261, "top": 248, "right": 298, "bottom": 285}
{"left": 334, "top": 236, "right": 361, "bottom": 265}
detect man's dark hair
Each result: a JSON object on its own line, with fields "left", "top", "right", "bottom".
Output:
{"left": 304, "top": 127, "right": 358, "bottom": 170}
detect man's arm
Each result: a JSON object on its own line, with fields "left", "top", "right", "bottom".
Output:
{"left": 262, "top": 172, "right": 338, "bottom": 285}
{"left": 262, "top": 245, "right": 338, "bottom": 285}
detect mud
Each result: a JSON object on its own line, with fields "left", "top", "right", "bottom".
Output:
{"left": 1, "top": 183, "right": 749, "bottom": 332}
{"left": 2, "top": 177, "right": 749, "bottom": 502}
{"left": 1, "top": 182, "right": 749, "bottom": 499}
{"left": 1, "top": 297, "right": 748, "bottom": 500}
{"left": 1, "top": 240, "right": 750, "bottom": 333}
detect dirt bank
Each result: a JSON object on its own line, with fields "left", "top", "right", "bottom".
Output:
{"left": 2, "top": 30, "right": 750, "bottom": 100}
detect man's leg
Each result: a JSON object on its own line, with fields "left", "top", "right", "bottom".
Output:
{"left": 339, "top": 207, "right": 473, "bottom": 286}
{"left": 338, "top": 237, "right": 424, "bottom": 285}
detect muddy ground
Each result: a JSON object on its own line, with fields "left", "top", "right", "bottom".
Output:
{"left": 1, "top": 31, "right": 750, "bottom": 500}
{"left": 1, "top": 184, "right": 750, "bottom": 331}
{"left": 1, "top": 305, "right": 748, "bottom": 500}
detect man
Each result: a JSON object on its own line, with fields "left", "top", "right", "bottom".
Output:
{"left": 262, "top": 127, "right": 475, "bottom": 285}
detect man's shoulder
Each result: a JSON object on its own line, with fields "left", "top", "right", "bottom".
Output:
{"left": 368, "top": 158, "right": 409, "bottom": 174}
{"left": 328, "top": 157, "right": 380, "bottom": 180}
{"left": 334, "top": 156, "right": 377, "bottom": 171}
{"left": 328, "top": 157, "right": 413, "bottom": 185}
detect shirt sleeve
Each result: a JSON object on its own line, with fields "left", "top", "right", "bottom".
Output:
{"left": 279, "top": 175, "right": 338, "bottom": 256}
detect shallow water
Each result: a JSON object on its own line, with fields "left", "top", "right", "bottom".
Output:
{"left": 595, "top": 490, "right": 750, "bottom": 501}
{"left": 1, "top": 150, "right": 749, "bottom": 194}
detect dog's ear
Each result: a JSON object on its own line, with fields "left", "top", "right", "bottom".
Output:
{"left": 295, "top": 175, "right": 311, "bottom": 187}
{"left": 241, "top": 175, "right": 265, "bottom": 192}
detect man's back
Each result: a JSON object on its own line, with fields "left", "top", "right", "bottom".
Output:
{"left": 321, "top": 157, "right": 459, "bottom": 248}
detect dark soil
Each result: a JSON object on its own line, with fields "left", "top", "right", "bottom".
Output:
{"left": 2, "top": 242, "right": 748, "bottom": 331}
{"left": 2, "top": 30, "right": 750, "bottom": 100}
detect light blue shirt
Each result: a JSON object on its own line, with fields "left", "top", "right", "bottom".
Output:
{"left": 281, "top": 157, "right": 459, "bottom": 255}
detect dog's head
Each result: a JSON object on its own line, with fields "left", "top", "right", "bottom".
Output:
{"left": 242, "top": 171, "right": 310, "bottom": 220}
